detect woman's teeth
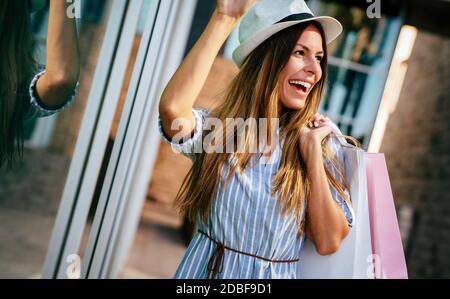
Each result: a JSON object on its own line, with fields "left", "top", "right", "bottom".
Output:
{"left": 289, "top": 80, "right": 311, "bottom": 92}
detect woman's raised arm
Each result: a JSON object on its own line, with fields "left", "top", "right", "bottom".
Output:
{"left": 36, "top": 0, "right": 80, "bottom": 108}
{"left": 159, "top": 0, "right": 254, "bottom": 141}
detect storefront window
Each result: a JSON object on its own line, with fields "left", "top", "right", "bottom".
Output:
{"left": 223, "top": 0, "right": 403, "bottom": 147}
{"left": 314, "top": 1, "right": 402, "bottom": 146}
{"left": 0, "top": 1, "right": 112, "bottom": 279}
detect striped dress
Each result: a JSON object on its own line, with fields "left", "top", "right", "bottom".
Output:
{"left": 158, "top": 108, "right": 354, "bottom": 279}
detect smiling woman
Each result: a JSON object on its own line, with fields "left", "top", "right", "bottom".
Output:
{"left": 0, "top": 0, "right": 79, "bottom": 169}
{"left": 158, "top": 0, "right": 359, "bottom": 279}
{"left": 277, "top": 23, "right": 327, "bottom": 113}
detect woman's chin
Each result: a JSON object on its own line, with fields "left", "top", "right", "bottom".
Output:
{"left": 282, "top": 98, "right": 306, "bottom": 110}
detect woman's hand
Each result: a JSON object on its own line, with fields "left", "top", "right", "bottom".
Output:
{"left": 299, "top": 113, "right": 332, "bottom": 168}
{"left": 160, "top": 0, "right": 251, "bottom": 141}
{"left": 216, "top": 0, "right": 255, "bottom": 20}
{"left": 302, "top": 113, "right": 350, "bottom": 255}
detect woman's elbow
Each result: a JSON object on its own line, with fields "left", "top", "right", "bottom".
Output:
{"left": 49, "top": 71, "right": 78, "bottom": 92}
{"left": 159, "top": 97, "right": 179, "bottom": 121}
{"left": 315, "top": 229, "right": 349, "bottom": 256}
{"left": 316, "top": 240, "right": 341, "bottom": 256}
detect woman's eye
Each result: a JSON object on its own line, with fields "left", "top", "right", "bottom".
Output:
{"left": 316, "top": 56, "right": 323, "bottom": 62}
{"left": 294, "top": 50, "right": 304, "bottom": 56}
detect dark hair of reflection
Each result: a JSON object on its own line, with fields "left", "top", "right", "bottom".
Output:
{"left": 0, "top": 0, "right": 37, "bottom": 169}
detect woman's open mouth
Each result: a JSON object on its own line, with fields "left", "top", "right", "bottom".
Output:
{"left": 289, "top": 80, "right": 312, "bottom": 95}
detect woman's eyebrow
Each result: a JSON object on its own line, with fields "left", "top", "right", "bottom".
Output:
{"left": 296, "top": 43, "right": 324, "bottom": 55}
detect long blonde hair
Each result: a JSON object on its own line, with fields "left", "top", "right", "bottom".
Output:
{"left": 174, "top": 21, "right": 357, "bottom": 237}
{"left": 0, "top": 0, "right": 37, "bottom": 169}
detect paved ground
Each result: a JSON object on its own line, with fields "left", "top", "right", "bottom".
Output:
{"left": 0, "top": 209, "right": 55, "bottom": 278}
{"left": 119, "top": 219, "right": 186, "bottom": 278}
{"left": 0, "top": 149, "right": 67, "bottom": 279}
{"left": 0, "top": 148, "right": 187, "bottom": 279}
{"left": 118, "top": 200, "right": 187, "bottom": 279}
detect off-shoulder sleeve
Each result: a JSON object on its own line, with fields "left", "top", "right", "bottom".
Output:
{"left": 324, "top": 133, "right": 355, "bottom": 227}
{"left": 158, "top": 107, "right": 211, "bottom": 162}
{"left": 24, "top": 66, "right": 78, "bottom": 120}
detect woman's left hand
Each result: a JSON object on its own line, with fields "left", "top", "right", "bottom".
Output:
{"left": 216, "top": 0, "right": 256, "bottom": 19}
{"left": 299, "top": 113, "right": 332, "bottom": 167}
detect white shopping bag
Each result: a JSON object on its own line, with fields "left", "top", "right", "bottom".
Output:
{"left": 298, "top": 123, "right": 374, "bottom": 279}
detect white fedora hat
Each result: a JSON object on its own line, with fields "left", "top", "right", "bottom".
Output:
{"left": 232, "top": 0, "right": 343, "bottom": 68}
{"left": 29, "top": 0, "right": 46, "bottom": 13}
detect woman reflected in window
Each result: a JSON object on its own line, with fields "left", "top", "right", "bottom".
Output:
{"left": 0, "top": 0, "right": 80, "bottom": 169}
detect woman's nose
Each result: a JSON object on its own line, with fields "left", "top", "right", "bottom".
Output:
{"left": 303, "top": 56, "right": 320, "bottom": 76}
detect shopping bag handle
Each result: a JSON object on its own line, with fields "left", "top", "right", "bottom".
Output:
{"left": 325, "top": 121, "right": 359, "bottom": 149}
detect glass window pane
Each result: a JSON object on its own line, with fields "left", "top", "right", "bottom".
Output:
{"left": 0, "top": 0, "right": 111, "bottom": 279}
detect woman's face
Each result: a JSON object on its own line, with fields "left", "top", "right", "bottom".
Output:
{"left": 277, "top": 24, "right": 324, "bottom": 111}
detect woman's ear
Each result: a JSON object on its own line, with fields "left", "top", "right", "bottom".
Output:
{"left": 29, "top": 0, "right": 46, "bottom": 13}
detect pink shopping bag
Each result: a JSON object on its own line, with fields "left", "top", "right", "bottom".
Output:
{"left": 364, "top": 153, "right": 408, "bottom": 279}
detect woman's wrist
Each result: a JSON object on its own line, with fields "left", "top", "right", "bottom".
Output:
{"left": 304, "top": 141, "right": 323, "bottom": 170}
{"left": 211, "top": 9, "right": 240, "bottom": 31}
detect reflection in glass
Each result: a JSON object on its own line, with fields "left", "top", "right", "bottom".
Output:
{"left": 315, "top": 1, "right": 399, "bottom": 146}
{"left": 0, "top": 0, "right": 110, "bottom": 278}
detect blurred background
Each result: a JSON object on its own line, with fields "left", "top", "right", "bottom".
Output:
{"left": 0, "top": 0, "right": 449, "bottom": 279}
